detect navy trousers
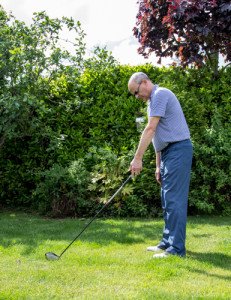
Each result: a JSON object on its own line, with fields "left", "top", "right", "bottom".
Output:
{"left": 159, "top": 139, "right": 193, "bottom": 256}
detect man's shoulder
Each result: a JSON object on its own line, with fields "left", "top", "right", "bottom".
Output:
{"left": 153, "top": 87, "right": 175, "bottom": 99}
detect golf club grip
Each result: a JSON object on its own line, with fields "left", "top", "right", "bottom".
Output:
{"left": 59, "top": 174, "right": 132, "bottom": 257}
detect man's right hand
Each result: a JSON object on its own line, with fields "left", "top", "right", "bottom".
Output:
{"left": 130, "top": 157, "right": 143, "bottom": 177}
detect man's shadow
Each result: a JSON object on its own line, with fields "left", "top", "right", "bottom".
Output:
{"left": 187, "top": 250, "right": 231, "bottom": 280}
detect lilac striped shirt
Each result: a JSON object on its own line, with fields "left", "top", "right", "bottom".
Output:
{"left": 148, "top": 85, "right": 190, "bottom": 152}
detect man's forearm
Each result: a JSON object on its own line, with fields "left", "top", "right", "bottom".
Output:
{"left": 130, "top": 116, "right": 160, "bottom": 176}
{"left": 134, "top": 126, "right": 155, "bottom": 159}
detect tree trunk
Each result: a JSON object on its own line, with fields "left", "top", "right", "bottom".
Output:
{"left": 207, "top": 51, "right": 219, "bottom": 79}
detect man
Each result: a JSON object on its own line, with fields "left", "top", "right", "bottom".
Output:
{"left": 128, "top": 72, "right": 193, "bottom": 258}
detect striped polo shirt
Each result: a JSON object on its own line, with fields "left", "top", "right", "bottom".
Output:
{"left": 148, "top": 85, "right": 190, "bottom": 152}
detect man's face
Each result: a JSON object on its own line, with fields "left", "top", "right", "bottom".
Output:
{"left": 128, "top": 80, "right": 150, "bottom": 101}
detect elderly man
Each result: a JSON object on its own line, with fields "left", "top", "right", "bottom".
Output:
{"left": 128, "top": 72, "right": 193, "bottom": 258}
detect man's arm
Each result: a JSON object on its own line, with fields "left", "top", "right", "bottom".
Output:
{"left": 130, "top": 116, "right": 160, "bottom": 176}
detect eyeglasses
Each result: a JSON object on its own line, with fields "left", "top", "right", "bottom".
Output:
{"left": 134, "top": 81, "right": 142, "bottom": 97}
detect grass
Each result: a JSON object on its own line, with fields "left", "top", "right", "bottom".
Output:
{"left": 0, "top": 212, "right": 230, "bottom": 299}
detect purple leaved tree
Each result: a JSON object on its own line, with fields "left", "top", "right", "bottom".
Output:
{"left": 134, "top": 0, "right": 231, "bottom": 76}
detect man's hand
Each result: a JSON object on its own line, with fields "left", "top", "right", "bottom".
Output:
{"left": 155, "top": 167, "right": 161, "bottom": 184}
{"left": 130, "top": 157, "right": 143, "bottom": 176}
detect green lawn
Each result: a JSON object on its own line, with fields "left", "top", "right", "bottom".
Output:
{"left": 0, "top": 212, "right": 230, "bottom": 299}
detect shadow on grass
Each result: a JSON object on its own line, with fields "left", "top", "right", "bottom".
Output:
{"left": 187, "top": 250, "right": 231, "bottom": 280}
{"left": 188, "top": 267, "right": 231, "bottom": 281}
{"left": 191, "top": 233, "right": 213, "bottom": 238}
{"left": 0, "top": 212, "right": 163, "bottom": 255}
{"left": 1, "top": 213, "right": 230, "bottom": 258}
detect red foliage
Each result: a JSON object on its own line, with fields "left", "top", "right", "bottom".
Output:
{"left": 134, "top": 0, "right": 231, "bottom": 68}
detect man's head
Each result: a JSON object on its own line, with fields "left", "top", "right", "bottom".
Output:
{"left": 128, "top": 72, "right": 154, "bottom": 101}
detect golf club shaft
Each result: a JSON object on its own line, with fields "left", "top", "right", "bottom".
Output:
{"left": 59, "top": 174, "right": 132, "bottom": 258}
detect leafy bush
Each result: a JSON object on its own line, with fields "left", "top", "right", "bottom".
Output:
{"left": 85, "top": 145, "right": 162, "bottom": 217}
{"left": 86, "top": 146, "right": 135, "bottom": 216}
{"left": 189, "top": 114, "right": 231, "bottom": 215}
{"left": 116, "top": 194, "right": 149, "bottom": 217}
{"left": 33, "top": 160, "right": 91, "bottom": 217}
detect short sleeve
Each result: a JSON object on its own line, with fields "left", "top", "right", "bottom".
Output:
{"left": 149, "top": 89, "right": 169, "bottom": 117}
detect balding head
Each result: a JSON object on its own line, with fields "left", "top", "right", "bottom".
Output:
{"left": 128, "top": 72, "right": 150, "bottom": 86}
{"left": 128, "top": 72, "right": 154, "bottom": 101}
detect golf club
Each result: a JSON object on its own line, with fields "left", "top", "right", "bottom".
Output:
{"left": 45, "top": 174, "right": 132, "bottom": 261}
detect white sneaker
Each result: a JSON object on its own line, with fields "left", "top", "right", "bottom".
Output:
{"left": 153, "top": 252, "right": 169, "bottom": 258}
{"left": 146, "top": 246, "right": 163, "bottom": 252}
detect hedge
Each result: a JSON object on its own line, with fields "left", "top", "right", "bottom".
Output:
{"left": 1, "top": 61, "right": 230, "bottom": 217}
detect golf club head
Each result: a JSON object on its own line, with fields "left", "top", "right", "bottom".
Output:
{"left": 45, "top": 252, "right": 60, "bottom": 261}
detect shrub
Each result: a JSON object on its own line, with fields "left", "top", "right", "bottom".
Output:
{"left": 33, "top": 160, "right": 91, "bottom": 217}
{"left": 86, "top": 146, "right": 135, "bottom": 216}
{"left": 189, "top": 113, "right": 231, "bottom": 215}
{"left": 0, "top": 31, "right": 230, "bottom": 217}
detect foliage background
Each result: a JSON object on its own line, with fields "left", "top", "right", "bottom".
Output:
{"left": 0, "top": 7, "right": 230, "bottom": 217}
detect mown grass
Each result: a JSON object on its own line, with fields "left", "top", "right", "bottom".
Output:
{"left": 0, "top": 212, "right": 230, "bottom": 299}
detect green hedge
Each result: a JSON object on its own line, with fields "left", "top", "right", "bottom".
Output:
{"left": 1, "top": 62, "right": 230, "bottom": 216}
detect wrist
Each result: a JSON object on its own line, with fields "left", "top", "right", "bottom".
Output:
{"left": 134, "top": 153, "right": 143, "bottom": 160}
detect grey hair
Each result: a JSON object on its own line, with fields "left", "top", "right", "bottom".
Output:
{"left": 128, "top": 72, "right": 150, "bottom": 85}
